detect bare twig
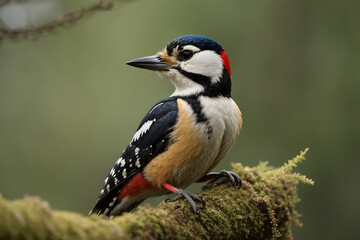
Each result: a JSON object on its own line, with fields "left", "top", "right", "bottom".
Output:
{"left": 0, "top": 0, "right": 12, "bottom": 7}
{"left": 0, "top": 0, "right": 132, "bottom": 40}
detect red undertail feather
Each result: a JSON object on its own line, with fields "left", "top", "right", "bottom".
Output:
{"left": 119, "top": 173, "right": 153, "bottom": 199}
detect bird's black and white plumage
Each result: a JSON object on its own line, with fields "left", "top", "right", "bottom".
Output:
{"left": 89, "top": 35, "right": 242, "bottom": 217}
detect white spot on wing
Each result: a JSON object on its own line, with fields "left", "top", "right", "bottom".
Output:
{"left": 122, "top": 169, "right": 127, "bottom": 178}
{"left": 131, "top": 119, "right": 156, "bottom": 143}
{"left": 108, "top": 197, "right": 117, "bottom": 207}
{"left": 135, "top": 159, "right": 141, "bottom": 168}
{"left": 115, "top": 157, "right": 123, "bottom": 165}
{"left": 120, "top": 158, "right": 126, "bottom": 167}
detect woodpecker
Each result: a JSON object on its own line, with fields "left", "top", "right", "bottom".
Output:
{"left": 89, "top": 35, "right": 242, "bottom": 217}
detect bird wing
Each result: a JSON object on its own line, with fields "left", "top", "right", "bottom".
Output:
{"left": 89, "top": 97, "right": 178, "bottom": 215}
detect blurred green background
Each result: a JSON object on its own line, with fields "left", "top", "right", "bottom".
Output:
{"left": 1, "top": 0, "right": 359, "bottom": 239}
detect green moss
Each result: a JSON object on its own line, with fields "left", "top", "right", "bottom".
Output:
{"left": 0, "top": 150, "right": 312, "bottom": 240}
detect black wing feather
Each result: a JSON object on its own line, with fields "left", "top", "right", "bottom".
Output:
{"left": 89, "top": 97, "right": 178, "bottom": 215}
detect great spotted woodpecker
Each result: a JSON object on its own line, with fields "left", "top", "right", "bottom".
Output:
{"left": 89, "top": 35, "right": 242, "bottom": 217}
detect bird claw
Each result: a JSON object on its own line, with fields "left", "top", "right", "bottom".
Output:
{"left": 165, "top": 195, "right": 183, "bottom": 203}
{"left": 207, "top": 170, "right": 242, "bottom": 189}
{"left": 165, "top": 189, "right": 206, "bottom": 218}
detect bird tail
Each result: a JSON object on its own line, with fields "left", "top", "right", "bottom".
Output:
{"left": 89, "top": 195, "right": 145, "bottom": 217}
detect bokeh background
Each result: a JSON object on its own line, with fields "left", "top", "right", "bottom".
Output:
{"left": 1, "top": 0, "right": 359, "bottom": 239}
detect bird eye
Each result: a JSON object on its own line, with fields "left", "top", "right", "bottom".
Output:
{"left": 179, "top": 50, "right": 193, "bottom": 61}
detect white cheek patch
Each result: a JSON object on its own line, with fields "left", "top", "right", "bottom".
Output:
{"left": 179, "top": 50, "right": 223, "bottom": 83}
{"left": 157, "top": 49, "right": 225, "bottom": 96}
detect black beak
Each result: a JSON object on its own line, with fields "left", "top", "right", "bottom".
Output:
{"left": 126, "top": 55, "right": 173, "bottom": 71}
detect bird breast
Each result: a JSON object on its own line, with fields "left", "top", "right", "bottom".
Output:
{"left": 143, "top": 97, "right": 242, "bottom": 189}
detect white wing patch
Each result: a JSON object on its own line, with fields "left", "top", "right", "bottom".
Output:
{"left": 122, "top": 169, "right": 127, "bottom": 178}
{"left": 110, "top": 168, "right": 115, "bottom": 176}
{"left": 131, "top": 119, "right": 156, "bottom": 143}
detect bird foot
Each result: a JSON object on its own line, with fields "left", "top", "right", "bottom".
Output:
{"left": 201, "top": 170, "right": 242, "bottom": 190}
{"left": 163, "top": 184, "right": 206, "bottom": 218}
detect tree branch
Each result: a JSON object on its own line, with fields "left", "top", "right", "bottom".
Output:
{"left": 0, "top": 149, "right": 313, "bottom": 240}
{"left": 0, "top": 0, "right": 132, "bottom": 40}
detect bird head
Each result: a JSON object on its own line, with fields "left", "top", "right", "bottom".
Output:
{"left": 127, "top": 35, "right": 232, "bottom": 97}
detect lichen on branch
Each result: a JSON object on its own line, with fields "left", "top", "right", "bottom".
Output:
{"left": 0, "top": 149, "right": 313, "bottom": 240}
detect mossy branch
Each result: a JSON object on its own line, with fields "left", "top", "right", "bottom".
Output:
{"left": 0, "top": 149, "right": 313, "bottom": 240}
{"left": 0, "top": 0, "right": 132, "bottom": 40}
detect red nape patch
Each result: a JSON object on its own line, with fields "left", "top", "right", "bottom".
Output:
{"left": 221, "top": 49, "right": 231, "bottom": 76}
{"left": 119, "top": 173, "right": 152, "bottom": 199}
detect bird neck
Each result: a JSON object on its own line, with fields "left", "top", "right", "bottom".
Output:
{"left": 171, "top": 68, "right": 232, "bottom": 98}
